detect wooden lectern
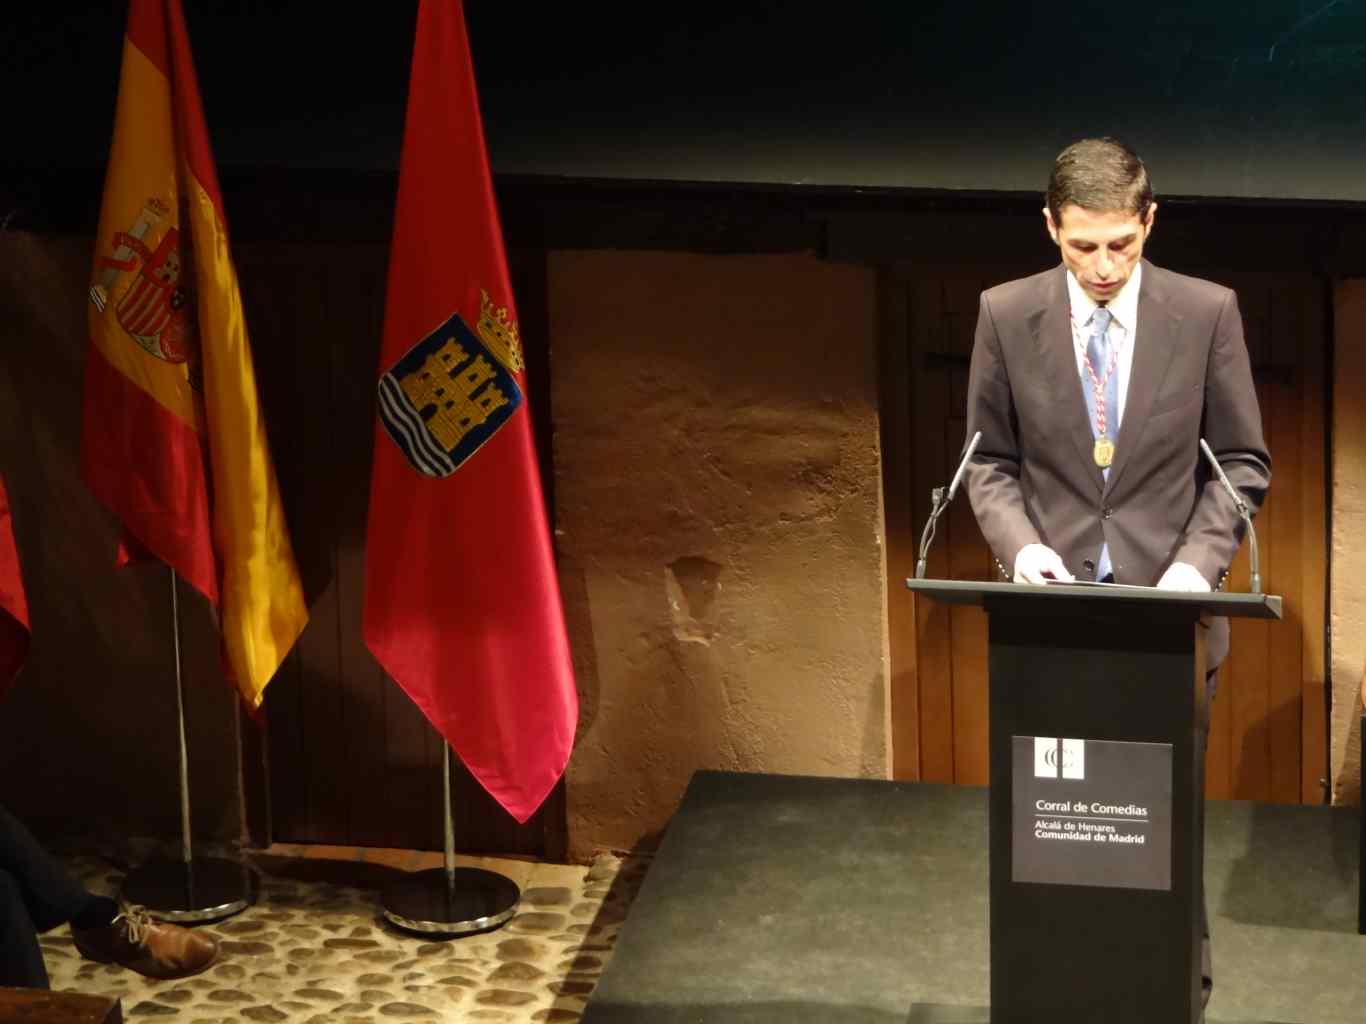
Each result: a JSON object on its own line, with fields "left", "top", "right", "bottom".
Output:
{"left": 907, "top": 578, "right": 1281, "bottom": 1024}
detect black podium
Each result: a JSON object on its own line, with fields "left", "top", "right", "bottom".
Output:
{"left": 906, "top": 579, "right": 1281, "bottom": 1024}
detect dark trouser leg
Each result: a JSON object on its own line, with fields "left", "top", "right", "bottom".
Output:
{"left": 0, "top": 868, "right": 49, "bottom": 988}
{"left": 1199, "top": 668, "right": 1217, "bottom": 1012}
{"left": 0, "top": 804, "right": 99, "bottom": 934}
{"left": 1201, "top": 897, "right": 1212, "bottom": 1008}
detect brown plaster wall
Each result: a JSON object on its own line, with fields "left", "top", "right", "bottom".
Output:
{"left": 549, "top": 250, "right": 889, "bottom": 858}
{"left": 1331, "top": 279, "right": 1366, "bottom": 803}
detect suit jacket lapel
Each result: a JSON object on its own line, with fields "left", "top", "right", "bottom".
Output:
{"left": 1105, "top": 260, "right": 1182, "bottom": 497}
{"left": 1032, "top": 266, "right": 1105, "bottom": 498}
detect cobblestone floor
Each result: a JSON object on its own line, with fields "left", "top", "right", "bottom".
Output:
{"left": 40, "top": 841, "right": 649, "bottom": 1023}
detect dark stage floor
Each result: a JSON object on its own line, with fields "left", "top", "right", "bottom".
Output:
{"left": 582, "top": 771, "right": 1362, "bottom": 1024}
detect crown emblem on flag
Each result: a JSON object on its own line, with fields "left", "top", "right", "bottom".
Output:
{"left": 476, "top": 290, "right": 525, "bottom": 374}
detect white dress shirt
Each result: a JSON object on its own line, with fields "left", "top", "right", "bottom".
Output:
{"left": 1065, "top": 261, "right": 1141, "bottom": 431}
{"left": 1065, "top": 263, "right": 1141, "bottom": 580}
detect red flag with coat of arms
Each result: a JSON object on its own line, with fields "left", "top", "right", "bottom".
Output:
{"left": 363, "top": 0, "right": 578, "bottom": 824}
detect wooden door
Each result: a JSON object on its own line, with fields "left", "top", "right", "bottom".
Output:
{"left": 235, "top": 241, "right": 562, "bottom": 854}
{"left": 1205, "top": 272, "right": 1329, "bottom": 803}
{"left": 882, "top": 265, "right": 1329, "bottom": 802}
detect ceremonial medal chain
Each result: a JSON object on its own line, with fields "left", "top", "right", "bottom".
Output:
{"left": 1083, "top": 333, "right": 1121, "bottom": 468}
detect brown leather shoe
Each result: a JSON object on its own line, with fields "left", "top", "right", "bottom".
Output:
{"left": 71, "top": 903, "right": 219, "bottom": 980}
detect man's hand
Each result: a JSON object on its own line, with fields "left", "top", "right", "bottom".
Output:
{"left": 1013, "top": 544, "right": 1075, "bottom": 585}
{"left": 1156, "top": 561, "right": 1211, "bottom": 592}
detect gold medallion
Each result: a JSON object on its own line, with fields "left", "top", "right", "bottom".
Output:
{"left": 1094, "top": 437, "right": 1115, "bottom": 468}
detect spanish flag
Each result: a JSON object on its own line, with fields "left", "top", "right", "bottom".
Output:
{"left": 82, "top": 0, "right": 307, "bottom": 710}
{"left": 363, "top": 0, "right": 578, "bottom": 823}
{"left": 0, "top": 475, "right": 30, "bottom": 696}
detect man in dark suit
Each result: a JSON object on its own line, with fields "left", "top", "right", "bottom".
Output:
{"left": 962, "top": 137, "right": 1271, "bottom": 1012}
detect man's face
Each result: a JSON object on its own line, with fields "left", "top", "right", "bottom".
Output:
{"left": 1044, "top": 202, "right": 1156, "bottom": 304}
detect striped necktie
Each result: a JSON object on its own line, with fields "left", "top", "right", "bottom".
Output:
{"left": 1082, "top": 307, "right": 1117, "bottom": 579}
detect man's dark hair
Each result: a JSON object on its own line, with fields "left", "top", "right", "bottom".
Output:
{"left": 1046, "top": 137, "right": 1153, "bottom": 226}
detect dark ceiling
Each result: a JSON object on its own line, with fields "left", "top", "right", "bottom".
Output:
{"left": 5, "top": 2, "right": 1366, "bottom": 202}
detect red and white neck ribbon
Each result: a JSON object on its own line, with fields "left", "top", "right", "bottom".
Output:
{"left": 1082, "top": 332, "right": 1121, "bottom": 437}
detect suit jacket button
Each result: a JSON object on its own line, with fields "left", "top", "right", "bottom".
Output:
{"left": 1083, "top": 559, "right": 1096, "bottom": 573}
{"left": 1102, "top": 507, "right": 1114, "bottom": 519}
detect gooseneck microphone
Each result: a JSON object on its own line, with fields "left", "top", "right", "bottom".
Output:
{"left": 1199, "top": 438, "right": 1261, "bottom": 594}
{"left": 915, "top": 431, "right": 982, "bottom": 579}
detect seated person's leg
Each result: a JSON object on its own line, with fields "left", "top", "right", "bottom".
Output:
{"left": 0, "top": 868, "right": 49, "bottom": 988}
{"left": 0, "top": 804, "right": 104, "bottom": 932}
{"left": 0, "top": 804, "right": 218, "bottom": 980}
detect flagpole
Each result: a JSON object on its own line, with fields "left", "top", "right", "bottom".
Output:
{"left": 443, "top": 742, "right": 457, "bottom": 886}
{"left": 171, "top": 564, "right": 192, "bottom": 866}
{"left": 119, "top": 567, "right": 256, "bottom": 924}
{"left": 381, "top": 731, "right": 520, "bottom": 937}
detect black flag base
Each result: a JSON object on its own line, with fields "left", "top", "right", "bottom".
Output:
{"left": 120, "top": 854, "right": 257, "bottom": 924}
{"left": 381, "top": 866, "right": 519, "bottom": 937}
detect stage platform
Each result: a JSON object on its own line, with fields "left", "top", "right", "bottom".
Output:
{"left": 582, "top": 771, "right": 1363, "bottom": 1024}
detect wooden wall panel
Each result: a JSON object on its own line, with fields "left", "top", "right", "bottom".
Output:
{"left": 1209, "top": 272, "right": 1326, "bottom": 804}
{"left": 1266, "top": 289, "right": 1306, "bottom": 805}
{"left": 233, "top": 241, "right": 554, "bottom": 854}
{"left": 910, "top": 277, "right": 956, "bottom": 783}
{"left": 879, "top": 269, "right": 921, "bottom": 781}
{"left": 1298, "top": 281, "right": 1330, "bottom": 804}
{"left": 946, "top": 363, "right": 988, "bottom": 786}
{"left": 1226, "top": 513, "right": 1270, "bottom": 800}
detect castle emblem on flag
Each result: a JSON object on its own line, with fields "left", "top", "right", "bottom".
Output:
{"left": 377, "top": 291, "right": 525, "bottom": 478}
{"left": 89, "top": 198, "right": 195, "bottom": 364}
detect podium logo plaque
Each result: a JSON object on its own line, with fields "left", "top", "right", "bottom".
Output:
{"left": 1013, "top": 736, "right": 1172, "bottom": 891}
